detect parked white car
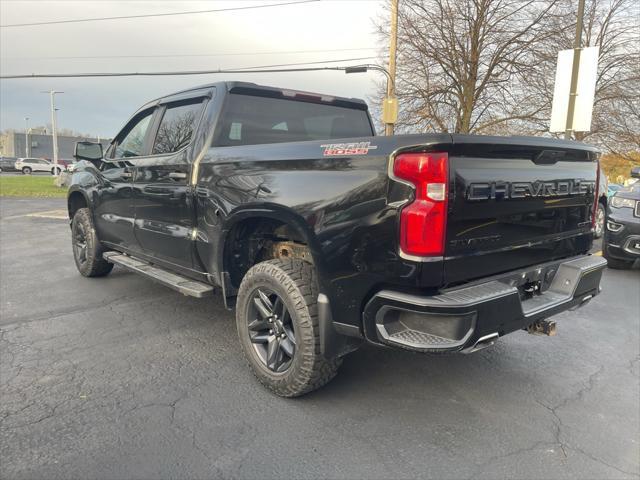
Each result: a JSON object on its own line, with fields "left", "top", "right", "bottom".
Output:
{"left": 14, "top": 158, "right": 65, "bottom": 175}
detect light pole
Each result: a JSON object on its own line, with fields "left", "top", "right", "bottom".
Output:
{"left": 24, "top": 117, "right": 30, "bottom": 157}
{"left": 344, "top": 0, "right": 399, "bottom": 136}
{"left": 385, "top": 0, "right": 399, "bottom": 136}
{"left": 42, "top": 90, "right": 63, "bottom": 175}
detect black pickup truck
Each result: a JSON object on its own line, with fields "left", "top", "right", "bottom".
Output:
{"left": 68, "top": 82, "right": 606, "bottom": 396}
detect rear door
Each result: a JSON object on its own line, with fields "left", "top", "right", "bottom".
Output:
{"left": 444, "top": 136, "right": 599, "bottom": 284}
{"left": 132, "top": 93, "right": 208, "bottom": 269}
{"left": 34, "top": 159, "right": 49, "bottom": 172}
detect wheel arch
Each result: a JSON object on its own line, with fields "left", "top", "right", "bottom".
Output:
{"left": 67, "top": 189, "right": 90, "bottom": 220}
{"left": 218, "top": 206, "right": 326, "bottom": 300}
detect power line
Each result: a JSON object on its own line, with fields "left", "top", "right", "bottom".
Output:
{"left": 4, "top": 47, "right": 377, "bottom": 61}
{"left": 1, "top": 66, "right": 354, "bottom": 79}
{"left": 234, "top": 57, "right": 376, "bottom": 70}
{"left": 0, "top": 58, "right": 379, "bottom": 79}
{"left": 0, "top": 0, "right": 318, "bottom": 28}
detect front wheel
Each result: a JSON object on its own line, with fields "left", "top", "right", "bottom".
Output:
{"left": 51, "top": 167, "right": 61, "bottom": 175}
{"left": 71, "top": 208, "right": 113, "bottom": 277}
{"left": 594, "top": 203, "right": 605, "bottom": 239}
{"left": 22, "top": 167, "right": 32, "bottom": 175}
{"left": 603, "top": 244, "right": 634, "bottom": 270}
{"left": 236, "top": 259, "right": 341, "bottom": 397}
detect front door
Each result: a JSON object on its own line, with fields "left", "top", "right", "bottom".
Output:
{"left": 132, "top": 97, "right": 206, "bottom": 270}
{"left": 94, "top": 108, "right": 155, "bottom": 251}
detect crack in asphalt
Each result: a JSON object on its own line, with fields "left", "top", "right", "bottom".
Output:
{"left": 532, "top": 366, "right": 638, "bottom": 477}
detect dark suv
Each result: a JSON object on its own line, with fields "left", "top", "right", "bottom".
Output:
{"left": 0, "top": 156, "right": 18, "bottom": 173}
{"left": 604, "top": 179, "right": 640, "bottom": 269}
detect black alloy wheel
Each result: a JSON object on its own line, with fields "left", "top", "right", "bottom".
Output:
{"left": 73, "top": 220, "right": 88, "bottom": 266}
{"left": 247, "top": 288, "right": 297, "bottom": 373}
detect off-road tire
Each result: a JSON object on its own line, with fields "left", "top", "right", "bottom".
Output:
{"left": 71, "top": 208, "right": 114, "bottom": 277}
{"left": 22, "top": 167, "right": 32, "bottom": 175}
{"left": 236, "top": 259, "right": 342, "bottom": 397}
{"left": 603, "top": 244, "right": 634, "bottom": 269}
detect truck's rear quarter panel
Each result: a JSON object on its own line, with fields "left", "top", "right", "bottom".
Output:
{"left": 195, "top": 135, "right": 450, "bottom": 327}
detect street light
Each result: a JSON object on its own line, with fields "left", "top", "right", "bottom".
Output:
{"left": 41, "top": 90, "right": 64, "bottom": 176}
{"left": 344, "top": 65, "right": 398, "bottom": 135}
{"left": 344, "top": 0, "right": 399, "bottom": 136}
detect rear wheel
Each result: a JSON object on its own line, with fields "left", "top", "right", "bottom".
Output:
{"left": 236, "top": 259, "right": 341, "bottom": 397}
{"left": 51, "top": 167, "right": 61, "bottom": 175}
{"left": 71, "top": 208, "right": 113, "bottom": 277}
{"left": 22, "top": 167, "right": 32, "bottom": 175}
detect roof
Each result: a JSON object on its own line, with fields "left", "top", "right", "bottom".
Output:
{"left": 144, "top": 81, "right": 368, "bottom": 110}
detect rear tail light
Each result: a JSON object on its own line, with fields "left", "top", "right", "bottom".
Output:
{"left": 393, "top": 152, "right": 449, "bottom": 257}
{"left": 592, "top": 161, "right": 600, "bottom": 229}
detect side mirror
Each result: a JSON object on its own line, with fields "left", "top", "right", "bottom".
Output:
{"left": 74, "top": 141, "right": 103, "bottom": 162}
{"left": 631, "top": 166, "right": 640, "bottom": 179}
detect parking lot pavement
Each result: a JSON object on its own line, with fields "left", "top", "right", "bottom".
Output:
{"left": 1, "top": 197, "right": 638, "bottom": 480}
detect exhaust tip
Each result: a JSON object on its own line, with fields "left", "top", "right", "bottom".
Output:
{"left": 462, "top": 333, "right": 499, "bottom": 354}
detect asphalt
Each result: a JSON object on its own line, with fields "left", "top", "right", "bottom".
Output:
{"left": 1, "top": 197, "right": 638, "bottom": 480}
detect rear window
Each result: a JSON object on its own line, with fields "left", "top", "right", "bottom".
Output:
{"left": 152, "top": 100, "right": 204, "bottom": 155}
{"left": 213, "top": 94, "right": 373, "bottom": 147}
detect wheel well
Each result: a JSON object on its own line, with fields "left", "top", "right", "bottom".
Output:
{"left": 223, "top": 217, "right": 311, "bottom": 292}
{"left": 68, "top": 192, "right": 87, "bottom": 219}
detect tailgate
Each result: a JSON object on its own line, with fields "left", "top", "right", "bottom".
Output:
{"left": 444, "top": 135, "right": 599, "bottom": 285}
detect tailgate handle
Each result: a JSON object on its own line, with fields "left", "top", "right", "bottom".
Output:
{"left": 533, "top": 150, "right": 565, "bottom": 164}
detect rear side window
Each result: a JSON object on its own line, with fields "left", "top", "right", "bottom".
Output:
{"left": 213, "top": 94, "right": 373, "bottom": 147}
{"left": 152, "top": 100, "right": 204, "bottom": 155}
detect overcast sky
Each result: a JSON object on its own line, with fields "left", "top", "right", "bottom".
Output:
{"left": 1, "top": 0, "right": 385, "bottom": 137}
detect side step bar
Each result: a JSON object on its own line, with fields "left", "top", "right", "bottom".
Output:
{"left": 103, "top": 252, "right": 214, "bottom": 298}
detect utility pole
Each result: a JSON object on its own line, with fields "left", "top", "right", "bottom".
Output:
{"left": 24, "top": 117, "right": 30, "bottom": 157}
{"left": 564, "top": 0, "right": 586, "bottom": 140}
{"left": 384, "top": 0, "right": 399, "bottom": 136}
{"left": 42, "top": 90, "right": 63, "bottom": 175}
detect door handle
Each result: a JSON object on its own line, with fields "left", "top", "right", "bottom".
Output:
{"left": 168, "top": 171, "right": 187, "bottom": 180}
{"left": 121, "top": 172, "right": 133, "bottom": 179}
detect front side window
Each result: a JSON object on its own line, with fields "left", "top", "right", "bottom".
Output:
{"left": 152, "top": 100, "right": 203, "bottom": 155}
{"left": 114, "top": 110, "right": 154, "bottom": 158}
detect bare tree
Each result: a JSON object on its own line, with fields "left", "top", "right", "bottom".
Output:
{"left": 376, "top": 0, "right": 640, "bottom": 153}
{"left": 377, "top": 0, "right": 560, "bottom": 134}
{"left": 524, "top": 0, "right": 640, "bottom": 149}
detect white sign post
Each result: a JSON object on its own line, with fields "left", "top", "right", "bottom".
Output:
{"left": 549, "top": 46, "right": 599, "bottom": 135}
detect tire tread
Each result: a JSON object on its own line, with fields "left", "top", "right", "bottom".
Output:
{"left": 236, "top": 259, "right": 341, "bottom": 397}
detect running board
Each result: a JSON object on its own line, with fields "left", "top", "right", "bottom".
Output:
{"left": 103, "top": 252, "right": 214, "bottom": 298}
